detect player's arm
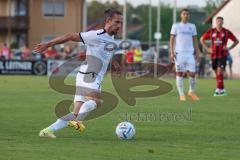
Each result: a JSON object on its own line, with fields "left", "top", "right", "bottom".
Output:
{"left": 169, "top": 35, "right": 176, "bottom": 63}
{"left": 200, "top": 30, "right": 212, "bottom": 54}
{"left": 228, "top": 39, "right": 239, "bottom": 51}
{"left": 34, "top": 33, "right": 81, "bottom": 53}
{"left": 169, "top": 24, "right": 177, "bottom": 63}
{"left": 193, "top": 36, "right": 201, "bottom": 62}
{"left": 227, "top": 31, "right": 239, "bottom": 51}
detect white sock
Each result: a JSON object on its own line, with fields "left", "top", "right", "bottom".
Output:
{"left": 48, "top": 113, "right": 76, "bottom": 132}
{"left": 76, "top": 100, "right": 97, "bottom": 121}
{"left": 189, "top": 77, "right": 196, "bottom": 93}
{"left": 176, "top": 76, "right": 184, "bottom": 96}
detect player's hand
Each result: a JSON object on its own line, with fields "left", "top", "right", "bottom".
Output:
{"left": 33, "top": 43, "right": 49, "bottom": 53}
{"left": 223, "top": 45, "right": 229, "bottom": 51}
{"left": 207, "top": 48, "right": 213, "bottom": 54}
{"left": 170, "top": 51, "right": 175, "bottom": 63}
{"left": 195, "top": 50, "right": 201, "bottom": 63}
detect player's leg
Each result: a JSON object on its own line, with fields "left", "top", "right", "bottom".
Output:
{"left": 39, "top": 101, "right": 84, "bottom": 138}
{"left": 212, "top": 59, "right": 220, "bottom": 96}
{"left": 175, "top": 54, "right": 186, "bottom": 101}
{"left": 176, "top": 72, "right": 186, "bottom": 101}
{"left": 67, "top": 71, "right": 101, "bottom": 132}
{"left": 186, "top": 55, "right": 199, "bottom": 100}
{"left": 215, "top": 57, "right": 227, "bottom": 96}
{"left": 229, "top": 62, "right": 233, "bottom": 79}
{"left": 176, "top": 73, "right": 185, "bottom": 101}
{"left": 187, "top": 72, "right": 200, "bottom": 100}
{"left": 76, "top": 92, "right": 100, "bottom": 121}
{"left": 68, "top": 91, "right": 100, "bottom": 132}
{"left": 39, "top": 72, "right": 86, "bottom": 138}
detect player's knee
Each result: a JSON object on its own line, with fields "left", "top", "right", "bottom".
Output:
{"left": 176, "top": 72, "right": 184, "bottom": 77}
{"left": 85, "top": 92, "right": 101, "bottom": 106}
{"left": 86, "top": 97, "right": 101, "bottom": 106}
{"left": 217, "top": 68, "right": 224, "bottom": 74}
{"left": 73, "top": 101, "right": 84, "bottom": 115}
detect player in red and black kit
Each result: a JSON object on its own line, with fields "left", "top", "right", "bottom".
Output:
{"left": 200, "top": 17, "right": 239, "bottom": 96}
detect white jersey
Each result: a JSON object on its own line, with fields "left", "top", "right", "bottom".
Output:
{"left": 79, "top": 29, "right": 116, "bottom": 83}
{"left": 170, "top": 22, "right": 197, "bottom": 54}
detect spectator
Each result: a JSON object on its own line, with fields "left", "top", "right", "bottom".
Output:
{"left": 78, "top": 49, "right": 86, "bottom": 61}
{"left": 0, "top": 46, "right": 2, "bottom": 59}
{"left": 124, "top": 49, "right": 135, "bottom": 75}
{"left": 21, "top": 43, "right": 31, "bottom": 60}
{"left": 133, "top": 46, "right": 143, "bottom": 71}
{"left": 0, "top": 43, "right": 12, "bottom": 60}
{"left": 198, "top": 54, "right": 206, "bottom": 78}
{"left": 43, "top": 47, "right": 58, "bottom": 59}
{"left": 64, "top": 45, "right": 72, "bottom": 59}
{"left": 226, "top": 53, "right": 233, "bottom": 79}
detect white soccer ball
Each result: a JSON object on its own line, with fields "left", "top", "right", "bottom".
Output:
{"left": 115, "top": 122, "right": 135, "bottom": 140}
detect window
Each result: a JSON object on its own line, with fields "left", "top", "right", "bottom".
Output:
{"left": 43, "top": 0, "right": 65, "bottom": 17}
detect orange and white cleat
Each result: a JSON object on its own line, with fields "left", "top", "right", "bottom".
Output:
{"left": 179, "top": 95, "right": 186, "bottom": 101}
{"left": 188, "top": 92, "right": 200, "bottom": 101}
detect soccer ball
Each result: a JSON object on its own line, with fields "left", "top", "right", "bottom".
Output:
{"left": 115, "top": 122, "right": 135, "bottom": 140}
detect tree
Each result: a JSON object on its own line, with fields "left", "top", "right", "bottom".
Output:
{"left": 204, "top": 0, "right": 225, "bottom": 14}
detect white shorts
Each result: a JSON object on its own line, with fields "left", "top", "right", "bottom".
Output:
{"left": 74, "top": 72, "right": 101, "bottom": 102}
{"left": 175, "top": 53, "right": 196, "bottom": 73}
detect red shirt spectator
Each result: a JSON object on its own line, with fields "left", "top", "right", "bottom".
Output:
{"left": 1, "top": 43, "right": 12, "bottom": 59}
{"left": 126, "top": 50, "right": 134, "bottom": 63}
{"left": 64, "top": 45, "right": 72, "bottom": 59}
{"left": 44, "top": 47, "right": 58, "bottom": 59}
{"left": 21, "top": 44, "right": 31, "bottom": 59}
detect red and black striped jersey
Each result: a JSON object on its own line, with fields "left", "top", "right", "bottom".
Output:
{"left": 201, "top": 27, "right": 237, "bottom": 59}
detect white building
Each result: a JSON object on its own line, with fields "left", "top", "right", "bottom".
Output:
{"left": 204, "top": 0, "right": 240, "bottom": 77}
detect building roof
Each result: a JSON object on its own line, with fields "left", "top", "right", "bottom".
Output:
{"left": 204, "top": 0, "right": 231, "bottom": 24}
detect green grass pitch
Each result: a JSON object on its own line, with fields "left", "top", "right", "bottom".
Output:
{"left": 0, "top": 75, "right": 240, "bottom": 160}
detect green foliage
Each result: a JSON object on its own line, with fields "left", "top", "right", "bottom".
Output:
{"left": 87, "top": 1, "right": 217, "bottom": 42}
{"left": 204, "top": 0, "right": 225, "bottom": 14}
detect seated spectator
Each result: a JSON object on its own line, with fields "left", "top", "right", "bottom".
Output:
{"left": 21, "top": 43, "right": 31, "bottom": 60}
{"left": 64, "top": 45, "right": 72, "bottom": 59}
{"left": 125, "top": 49, "right": 135, "bottom": 73}
{"left": 78, "top": 49, "right": 86, "bottom": 61}
{"left": 133, "top": 47, "right": 143, "bottom": 71}
{"left": 43, "top": 47, "right": 58, "bottom": 59}
{"left": 226, "top": 53, "right": 233, "bottom": 79}
{"left": 0, "top": 46, "right": 2, "bottom": 59}
{"left": 1, "top": 43, "right": 12, "bottom": 60}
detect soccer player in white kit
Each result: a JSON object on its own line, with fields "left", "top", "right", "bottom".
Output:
{"left": 34, "top": 9, "right": 123, "bottom": 138}
{"left": 169, "top": 8, "right": 200, "bottom": 101}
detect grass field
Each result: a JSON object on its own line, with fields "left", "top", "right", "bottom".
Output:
{"left": 0, "top": 75, "right": 240, "bottom": 160}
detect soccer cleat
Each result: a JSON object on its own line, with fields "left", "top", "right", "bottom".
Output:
{"left": 68, "top": 121, "right": 86, "bottom": 133}
{"left": 219, "top": 90, "right": 228, "bottom": 96}
{"left": 188, "top": 92, "right": 200, "bottom": 101}
{"left": 214, "top": 91, "right": 220, "bottom": 97}
{"left": 179, "top": 95, "right": 186, "bottom": 101}
{"left": 39, "top": 128, "right": 56, "bottom": 139}
{"left": 214, "top": 90, "right": 228, "bottom": 97}
{"left": 221, "top": 89, "right": 228, "bottom": 96}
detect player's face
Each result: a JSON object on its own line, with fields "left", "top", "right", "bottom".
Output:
{"left": 216, "top": 18, "right": 224, "bottom": 28}
{"left": 180, "top": 11, "right": 190, "bottom": 23}
{"left": 108, "top": 14, "right": 123, "bottom": 35}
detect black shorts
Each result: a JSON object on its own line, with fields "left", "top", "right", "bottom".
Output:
{"left": 212, "top": 57, "right": 227, "bottom": 70}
